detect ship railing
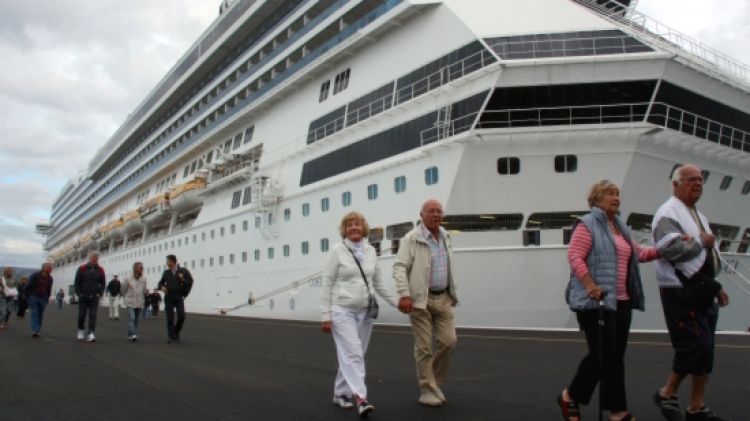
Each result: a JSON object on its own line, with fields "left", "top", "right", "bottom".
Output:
{"left": 485, "top": 32, "right": 651, "bottom": 60}
{"left": 572, "top": 0, "right": 750, "bottom": 88}
{"left": 420, "top": 101, "right": 750, "bottom": 153}
{"left": 306, "top": 47, "right": 497, "bottom": 144}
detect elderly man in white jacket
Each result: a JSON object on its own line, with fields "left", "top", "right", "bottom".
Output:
{"left": 321, "top": 211, "right": 398, "bottom": 417}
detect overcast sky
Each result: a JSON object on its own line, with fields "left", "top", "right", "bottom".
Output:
{"left": 0, "top": 0, "right": 748, "bottom": 268}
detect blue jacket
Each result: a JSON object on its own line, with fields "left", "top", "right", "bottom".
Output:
{"left": 566, "top": 207, "right": 645, "bottom": 312}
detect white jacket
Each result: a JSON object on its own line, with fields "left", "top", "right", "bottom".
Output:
{"left": 121, "top": 275, "right": 147, "bottom": 308}
{"left": 320, "top": 240, "right": 398, "bottom": 322}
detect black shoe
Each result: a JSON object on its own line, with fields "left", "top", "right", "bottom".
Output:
{"left": 31, "top": 332, "right": 40, "bottom": 338}
{"left": 654, "top": 391, "right": 682, "bottom": 421}
{"left": 685, "top": 407, "right": 729, "bottom": 421}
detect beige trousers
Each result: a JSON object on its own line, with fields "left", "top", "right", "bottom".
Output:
{"left": 409, "top": 293, "right": 457, "bottom": 390}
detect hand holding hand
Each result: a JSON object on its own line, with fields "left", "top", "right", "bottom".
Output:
{"left": 717, "top": 289, "right": 729, "bottom": 307}
{"left": 700, "top": 232, "right": 716, "bottom": 248}
{"left": 398, "top": 297, "right": 413, "bottom": 313}
{"left": 321, "top": 321, "right": 332, "bottom": 333}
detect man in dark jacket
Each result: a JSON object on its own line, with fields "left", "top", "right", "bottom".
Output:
{"left": 74, "top": 251, "right": 106, "bottom": 342}
{"left": 157, "top": 255, "right": 193, "bottom": 343}
{"left": 25, "top": 263, "right": 53, "bottom": 337}
{"left": 106, "top": 275, "right": 122, "bottom": 320}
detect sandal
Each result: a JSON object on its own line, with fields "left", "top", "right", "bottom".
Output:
{"left": 557, "top": 392, "right": 582, "bottom": 421}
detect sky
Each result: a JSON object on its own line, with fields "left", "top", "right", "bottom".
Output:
{"left": 0, "top": 0, "right": 748, "bottom": 268}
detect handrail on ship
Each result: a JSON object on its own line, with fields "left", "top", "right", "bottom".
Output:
{"left": 572, "top": 0, "right": 750, "bottom": 88}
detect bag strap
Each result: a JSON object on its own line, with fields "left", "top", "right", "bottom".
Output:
{"left": 347, "top": 248, "right": 373, "bottom": 298}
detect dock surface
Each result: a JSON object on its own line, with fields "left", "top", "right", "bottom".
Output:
{"left": 1, "top": 305, "right": 748, "bottom": 420}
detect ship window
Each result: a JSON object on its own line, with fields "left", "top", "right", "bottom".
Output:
{"left": 720, "top": 176, "right": 733, "bottom": 191}
{"left": 347, "top": 82, "right": 394, "bottom": 127}
{"left": 441, "top": 214, "right": 524, "bottom": 231}
{"left": 737, "top": 228, "right": 750, "bottom": 253}
{"left": 229, "top": 254, "right": 235, "bottom": 264}
{"left": 301, "top": 241, "right": 309, "bottom": 255}
{"left": 211, "top": 229, "right": 215, "bottom": 239}
{"left": 243, "top": 220, "right": 248, "bottom": 231}
{"left": 209, "top": 257, "right": 214, "bottom": 267}
{"left": 267, "top": 213, "right": 274, "bottom": 225}
{"left": 177, "top": 239, "right": 181, "bottom": 247}
{"left": 224, "top": 139, "right": 232, "bottom": 154}
{"left": 231, "top": 191, "right": 241, "bottom": 209}
{"left": 185, "top": 236, "right": 189, "bottom": 245}
{"left": 320, "top": 238, "right": 329, "bottom": 252}
{"left": 367, "top": 184, "right": 378, "bottom": 201}
{"left": 242, "top": 252, "right": 247, "bottom": 263}
{"left": 321, "top": 198, "right": 330, "bottom": 212}
{"left": 319, "top": 80, "right": 330, "bottom": 102}
{"left": 741, "top": 181, "right": 750, "bottom": 195}
{"left": 242, "top": 186, "right": 252, "bottom": 205}
{"left": 702, "top": 170, "right": 710, "bottom": 183}
{"left": 386, "top": 222, "right": 414, "bottom": 240}
{"left": 255, "top": 217, "right": 261, "bottom": 228}
{"left": 191, "top": 260, "right": 195, "bottom": 269}
{"left": 497, "top": 157, "right": 520, "bottom": 175}
{"left": 626, "top": 213, "right": 654, "bottom": 232}
{"left": 268, "top": 248, "right": 274, "bottom": 259}
{"left": 333, "top": 68, "right": 350, "bottom": 95}
{"left": 709, "top": 222, "right": 740, "bottom": 241}
{"left": 523, "top": 230, "right": 541, "bottom": 246}
{"left": 191, "top": 161, "right": 198, "bottom": 173}
{"left": 243, "top": 126, "right": 254, "bottom": 144}
{"left": 219, "top": 256, "right": 224, "bottom": 266}
{"left": 394, "top": 176, "right": 407, "bottom": 193}
{"left": 192, "top": 234, "right": 197, "bottom": 243}
{"left": 302, "top": 203, "right": 310, "bottom": 217}
{"left": 220, "top": 227, "right": 225, "bottom": 237}
{"left": 284, "top": 208, "right": 291, "bottom": 221}
{"left": 206, "top": 151, "right": 213, "bottom": 164}
{"left": 563, "top": 228, "right": 573, "bottom": 245}
{"left": 342, "top": 191, "right": 352, "bottom": 207}
{"left": 526, "top": 211, "right": 588, "bottom": 229}
{"left": 232, "top": 133, "right": 242, "bottom": 150}
{"left": 230, "top": 224, "right": 236, "bottom": 234}
{"left": 183, "top": 166, "right": 189, "bottom": 178}
{"left": 554, "top": 155, "right": 577, "bottom": 173}
{"left": 254, "top": 249, "right": 260, "bottom": 261}
{"left": 200, "top": 259, "right": 205, "bottom": 268}
{"left": 485, "top": 30, "right": 652, "bottom": 60}
{"left": 307, "top": 106, "right": 345, "bottom": 144}
{"left": 201, "top": 232, "right": 206, "bottom": 242}
{"left": 425, "top": 167, "right": 439, "bottom": 185}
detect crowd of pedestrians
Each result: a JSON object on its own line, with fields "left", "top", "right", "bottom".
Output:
{"left": 0, "top": 164, "right": 733, "bottom": 420}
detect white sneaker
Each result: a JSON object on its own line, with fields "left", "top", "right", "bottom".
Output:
{"left": 332, "top": 395, "right": 353, "bottom": 409}
{"left": 87, "top": 332, "right": 96, "bottom": 342}
{"left": 131, "top": 335, "right": 138, "bottom": 342}
{"left": 77, "top": 330, "right": 85, "bottom": 340}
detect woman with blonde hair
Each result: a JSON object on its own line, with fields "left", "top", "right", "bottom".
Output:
{"left": 321, "top": 211, "right": 398, "bottom": 416}
{"left": 558, "top": 180, "right": 660, "bottom": 421}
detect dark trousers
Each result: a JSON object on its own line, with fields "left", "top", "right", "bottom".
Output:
{"left": 78, "top": 296, "right": 99, "bottom": 332}
{"left": 660, "top": 288, "right": 718, "bottom": 375}
{"left": 165, "top": 298, "right": 185, "bottom": 339}
{"left": 16, "top": 298, "right": 27, "bottom": 317}
{"left": 568, "top": 301, "right": 632, "bottom": 412}
{"left": 152, "top": 302, "right": 159, "bottom": 317}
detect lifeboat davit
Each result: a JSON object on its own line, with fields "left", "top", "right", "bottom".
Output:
{"left": 139, "top": 193, "right": 172, "bottom": 228}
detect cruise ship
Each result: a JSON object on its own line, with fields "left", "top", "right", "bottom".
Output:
{"left": 39, "top": 0, "right": 750, "bottom": 331}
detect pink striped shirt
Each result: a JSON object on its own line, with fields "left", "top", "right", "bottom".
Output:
{"left": 568, "top": 224, "right": 659, "bottom": 300}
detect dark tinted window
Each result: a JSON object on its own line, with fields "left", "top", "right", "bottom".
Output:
{"left": 497, "top": 157, "right": 520, "bottom": 175}
{"left": 527, "top": 211, "right": 588, "bottom": 229}
{"left": 554, "top": 155, "right": 577, "bottom": 173}
{"left": 485, "top": 29, "right": 650, "bottom": 60}
{"left": 442, "top": 214, "right": 523, "bottom": 231}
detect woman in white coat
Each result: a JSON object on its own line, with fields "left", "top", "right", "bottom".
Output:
{"left": 121, "top": 262, "right": 147, "bottom": 342}
{"left": 321, "top": 211, "right": 398, "bottom": 417}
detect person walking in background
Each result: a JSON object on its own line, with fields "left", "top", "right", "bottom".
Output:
{"left": 121, "top": 262, "right": 147, "bottom": 342}
{"left": 652, "top": 165, "right": 730, "bottom": 421}
{"left": 321, "top": 212, "right": 399, "bottom": 416}
{"left": 106, "top": 275, "right": 122, "bottom": 320}
{"left": 25, "top": 263, "right": 54, "bottom": 338}
{"left": 150, "top": 290, "right": 162, "bottom": 317}
{"left": 55, "top": 289, "right": 65, "bottom": 310}
{"left": 74, "top": 251, "right": 106, "bottom": 342}
{"left": 558, "top": 180, "right": 660, "bottom": 421}
{"left": 394, "top": 199, "right": 459, "bottom": 407}
{"left": 142, "top": 289, "right": 150, "bottom": 320}
{"left": 158, "top": 255, "right": 193, "bottom": 343}
{"left": 1, "top": 267, "right": 19, "bottom": 330}
{"left": 16, "top": 276, "right": 28, "bottom": 318}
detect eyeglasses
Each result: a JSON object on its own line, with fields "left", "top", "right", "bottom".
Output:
{"left": 680, "top": 176, "right": 704, "bottom": 183}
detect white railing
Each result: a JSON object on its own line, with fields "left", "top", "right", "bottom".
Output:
{"left": 573, "top": 0, "right": 750, "bottom": 88}
{"left": 486, "top": 32, "right": 651, "bottom": 59}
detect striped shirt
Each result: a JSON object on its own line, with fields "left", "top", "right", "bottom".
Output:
{"left": 568, "top": 224, "right": 659, "bottom": 300}
{"left": 421, "top": 224, "right": 449, "bottom": 291}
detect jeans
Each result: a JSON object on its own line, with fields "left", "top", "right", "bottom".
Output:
{"left": 56, "top": 299, "right": 63, "bottom": 310}
{"left": 78, "top": 296, "right": 100, "bottom": 333}
{"left": 127, "top": 307, "right": 141, "bottom": 337}
{"left": 165, "top": 298, "right": 185, "bottom": 339}
{"left": 28, "top": 295, "right": 48, "bottom": 334}
{"left": 108, "top": 296, "right": 120, "bottom": 319}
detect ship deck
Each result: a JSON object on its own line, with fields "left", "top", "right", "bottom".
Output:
{"left": 2, "top": 305, "right": 748, "bottom": 420}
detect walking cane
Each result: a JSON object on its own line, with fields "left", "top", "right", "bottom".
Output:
{"left": 597, "top": 291, "right": 608, "bottom": 421}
